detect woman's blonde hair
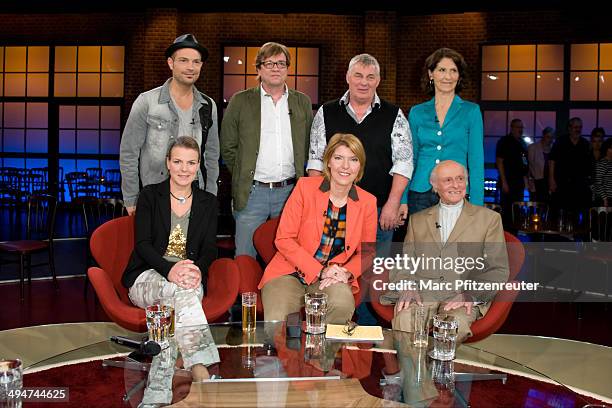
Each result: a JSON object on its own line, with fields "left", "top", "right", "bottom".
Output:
{"left": 322, "top": 133, "right": 366, "bottom": 183}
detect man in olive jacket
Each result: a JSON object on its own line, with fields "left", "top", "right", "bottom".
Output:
{"left": 221, "top": 42, "right": 313, "bottom": 257}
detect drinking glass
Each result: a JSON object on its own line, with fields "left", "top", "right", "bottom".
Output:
{"left": 304, "top": 292, "right": 328, "bottom": 334}
{"left": 242, "top": 292, "right": 257, "bottom": 333}
{"left": 159, "top": 296, "right": 175, "bottom": 337}
{"left": 0, "top": 359, "right": 23, "bottom": 408}
{"left": 429, "top": 314, "right": 458, "bottom": 361}
{"left": 413, "top": 304, "right": 429, "bottom": 347}
{"left": 145, "top": 304, "right": 172, "bottom": 349}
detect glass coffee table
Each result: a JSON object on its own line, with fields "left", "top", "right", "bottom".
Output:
{"left": 25, "top": 321, "right": 600, "bottom": 407}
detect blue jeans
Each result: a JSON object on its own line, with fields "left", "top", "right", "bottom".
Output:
{"left": 407, "top": 189, "right": 439, "bottom": 216}
{"left": 376, "top": 206, "right": 395, "bottom": 258}
{"left": 233, "top": 183, "right": 294, "bottom": 258}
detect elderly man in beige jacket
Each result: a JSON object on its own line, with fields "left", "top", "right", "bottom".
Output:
{"left": 380, "top": 160, "right": 509, "bottom": 343}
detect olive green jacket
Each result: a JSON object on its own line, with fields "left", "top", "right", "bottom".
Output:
{"left": 220, "top": 87, "right": 313, "bottom": 211}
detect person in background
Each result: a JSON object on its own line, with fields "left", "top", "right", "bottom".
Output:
{"left": 593, "top": 138, "right": 612, "bottom": 207}
{"left": 221, "top": 42, "right": 313, "bottom": 258}
{"left": 528, "top": 127, "right": 555, "bottom": 203}
{"left": 261, "top": 133, "right": 377, "bottom": 324}
{"left": 122, "top": 137, "right": 219, "bottom": 387}
{"left": 549, "top": 117, "right": 592, "bottom": 221}
{"left": 590, "top": 127, "right": 606, "bottom": 162}
{"left": 400, "top": 47, "right": 484, "bottom": 217}
{"left": 120, "top": 34, "right": 219, "bottom": 215}
{"left": 496, "top": 118, "right": 528, "bottom": 228}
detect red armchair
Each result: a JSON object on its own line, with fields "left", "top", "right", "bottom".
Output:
{"left": 87, "top": 216, "right": 240, "bottom": 332}
{"left": 370, "top": 231, "right": 525, "bottom": 343}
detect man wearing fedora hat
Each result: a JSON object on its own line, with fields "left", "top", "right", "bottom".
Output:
{"left": 120, "top": 34, "right": 219, "bottom": 215}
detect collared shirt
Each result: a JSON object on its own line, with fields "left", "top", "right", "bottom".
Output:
{"left": 438, "top": 200, "right": 464, "bottom": 243}
{"left": 306, "top": 91, "right": 413, "bottom": 179}
{"left": 255, "top": 84, "right": 294, "bottom": 182}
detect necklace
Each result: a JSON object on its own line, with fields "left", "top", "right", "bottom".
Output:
{"left": 170, "top": 190, "right": 193, "bottom": 204}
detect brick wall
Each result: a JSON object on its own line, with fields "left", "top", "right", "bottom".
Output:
{"left": 0, "top": 9, "right": 609, "bottom": 122}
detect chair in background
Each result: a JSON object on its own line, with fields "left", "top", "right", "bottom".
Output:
{"left": 370, "top": 231, "right": 526, "bottom": 345}
{"left": 0, "top": 195, "right": 58, "bottom": 300}
{"left": 589, "top": 207, "right": 612, "bottom": 242}
{"left": 65, "top": 171, "right": 99, "bottom": 200}
{"left": 28, "top": 167, "right": 49, "bottom": 196}
{"left": 77, "top": 197, "right": 126, "bottom": 295}
{"left": 100, "top": 169, "right": 122, "bottom": 199}
{"left": 87, "top": 216, "right": 240, "bottom": 332}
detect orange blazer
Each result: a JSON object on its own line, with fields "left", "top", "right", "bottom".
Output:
{"left": 258, "top": 176, "right": 377, "bottom": 294}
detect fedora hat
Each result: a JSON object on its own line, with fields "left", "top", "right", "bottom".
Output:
{"left": 165, "top": 34, "right": 209, "bottom": 62}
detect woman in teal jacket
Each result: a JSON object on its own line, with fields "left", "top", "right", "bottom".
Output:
{"left": 401, "top": 48, "right": 484, "bottom": 216}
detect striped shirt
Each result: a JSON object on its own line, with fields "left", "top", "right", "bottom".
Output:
{"left": 593, "top": 159, "right": 612, "bottom": 201}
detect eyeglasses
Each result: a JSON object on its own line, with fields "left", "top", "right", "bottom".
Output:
{"left": 173, "top": 57, "right": 203, "bottom": 66}
{"left": 260, "top": 60, "right": 288, "bottom": 70}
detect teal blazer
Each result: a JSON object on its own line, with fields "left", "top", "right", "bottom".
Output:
{"left": 401, "top": 95, "right": 484, "bottom": 206}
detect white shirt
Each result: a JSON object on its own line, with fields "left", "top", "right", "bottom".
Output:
{"left": 254, "top": 84, "right": 294, "bottom": 182}
{"left": 438, "top": 200, "right": 464, "bottom": 243}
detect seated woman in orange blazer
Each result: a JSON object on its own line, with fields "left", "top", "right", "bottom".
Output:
{"left": 259, "top": 133, "right": 378, "bottom": 324}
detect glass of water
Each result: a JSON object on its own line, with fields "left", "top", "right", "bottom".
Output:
{"left": 304, "top": 292, "right": 328, "bottom": 334}
{"left": 429, "top": 314, "right": 458, "bottom": 361}
{"left": 0, "top": 359, "right": 23, "bottom": 408}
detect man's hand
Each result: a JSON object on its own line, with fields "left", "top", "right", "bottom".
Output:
{"left": 126, "top": 206, "right": 136, "bottom": 216}
{"left": 394, "top": 290, "right": 421, "bottom": 314}
{"left": 501, "top": 181, "right": 510, "bottom": 194}
{"left": 549, "top": 178, "right": 557, "bottom": 193}
{"left": 442, "top": 293, "right": 473, "bottom": 315}
{"left": 380, "top": 199, "right": 400, "bottom": 231}
{"left": 398, "top": 204, "right": 408, "bottom": 226}
{"left": 308, "top": 169, "right": 323, "bottom": 177}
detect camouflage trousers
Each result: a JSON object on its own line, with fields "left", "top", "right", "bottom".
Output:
{"left": 129, "top": 269, "right": 220, "bottom": 406}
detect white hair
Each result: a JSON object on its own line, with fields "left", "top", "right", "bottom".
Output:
{"left": 347, "top": 53, "right": 380, "bottom": 76}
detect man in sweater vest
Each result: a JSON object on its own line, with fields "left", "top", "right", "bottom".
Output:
{"left": 307, "top": 53, "right": 414, "bottom": 253}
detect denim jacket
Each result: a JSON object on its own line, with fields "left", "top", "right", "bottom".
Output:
{"left": 120, "top": 78, "right": 219, "bottom": 207}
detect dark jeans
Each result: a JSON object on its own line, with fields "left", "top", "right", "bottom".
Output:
{"left": 500, "top": 187, "right": 525, "bottom": 229}
{"left": 530, "top": 179, "right": 549, "bottom": 203}
{"left": 407, "top": 189, "right": 439, "bottom": 216}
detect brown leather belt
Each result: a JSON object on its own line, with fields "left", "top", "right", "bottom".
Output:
{"left": 253, "top": 177, "right": 296, "bottom": 189}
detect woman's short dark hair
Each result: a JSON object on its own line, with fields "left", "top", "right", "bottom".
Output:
{"left": 422, "top": 47, "right": 468, "bottom": 96}
{"left": 167, "top": 136, "right": 201, "bottom": 160}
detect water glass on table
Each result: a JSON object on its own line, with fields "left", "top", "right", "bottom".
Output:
{"left": 429, "top": 314, "right": 458, "bottom": 361}
{"left": 242, "top": 292, "right": 257, "bottom": 333}
{"left": 412, "top": 304, "right": 429, "bottom": 347}
{"left": 145, "top": 304, "right": 172, "bottom": 349}
{"left": 304, "top": 292, "right": 328, "bottom": 334}
{"left": 0, "top": 358, "right": 23, "bottom": 408}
